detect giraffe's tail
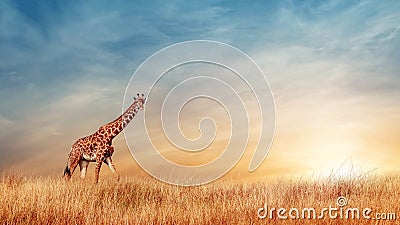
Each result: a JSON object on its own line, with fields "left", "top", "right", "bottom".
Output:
{"left": 63, "top": 166, "right": 71, "bottom": 177}
{"left": 63, "top": 153, "right": 71, "bottom": 178}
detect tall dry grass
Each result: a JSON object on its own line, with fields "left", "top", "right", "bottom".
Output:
{"left": 0, "top": 172, "right": 399, "bottom": 224}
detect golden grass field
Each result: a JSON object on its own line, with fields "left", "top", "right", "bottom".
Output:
{"left": 0, "top": 172, "right": 399, "bottom": 224}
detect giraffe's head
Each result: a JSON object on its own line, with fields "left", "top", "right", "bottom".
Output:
{"left": 134, "top": 93, "right": 146, "bottom": 110}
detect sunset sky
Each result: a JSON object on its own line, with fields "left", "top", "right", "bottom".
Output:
{"left": 0, "top": 0, "right": 399, "bottom": 180}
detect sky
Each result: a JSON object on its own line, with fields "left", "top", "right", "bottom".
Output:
{"left": 0, "top": 0, "right": 399, "bottom": 180}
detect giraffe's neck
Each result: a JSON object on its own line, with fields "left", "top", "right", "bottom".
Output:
{"left": 98, "top": 100, "right": 141, "bottom": 140}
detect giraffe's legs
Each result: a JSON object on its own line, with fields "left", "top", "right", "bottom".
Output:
{"left": 94, "top": 157, "right": 104, "bottom": 184}
{"left": 104, "top": 157, "right": 120, "bottom": 181}
{"left": 79, "top": 160, "right": 89, "bottom": 179}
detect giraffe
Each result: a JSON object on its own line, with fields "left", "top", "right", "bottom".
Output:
{"left": 63, "top": 93, "right": 146, "bottom": 183}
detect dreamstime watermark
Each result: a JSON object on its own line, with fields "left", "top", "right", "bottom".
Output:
{"left": 123, "top": 40, "right": 275, "bottom": 186}
{"left": 257, "top": 196, "right": 397, "bottom": 221}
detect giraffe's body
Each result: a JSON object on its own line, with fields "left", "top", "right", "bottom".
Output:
{"left": 64, "top": 94, "right": 145, "bottom": 183}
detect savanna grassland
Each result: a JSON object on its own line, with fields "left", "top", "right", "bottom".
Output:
{"left": 0, "top": 173, "right": 399, "bottom": 225}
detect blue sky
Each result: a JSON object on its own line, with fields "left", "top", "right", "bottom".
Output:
{"left": 0, "top": 0, "right": 399, "bottom": 176}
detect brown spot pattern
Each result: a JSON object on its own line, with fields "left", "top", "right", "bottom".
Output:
{"left": 64, "top": 94, "right": 146, "bottom": 183}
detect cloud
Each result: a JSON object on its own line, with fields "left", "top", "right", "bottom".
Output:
{"left": 0, "top": 114, "right": 14, "bottom": 127}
